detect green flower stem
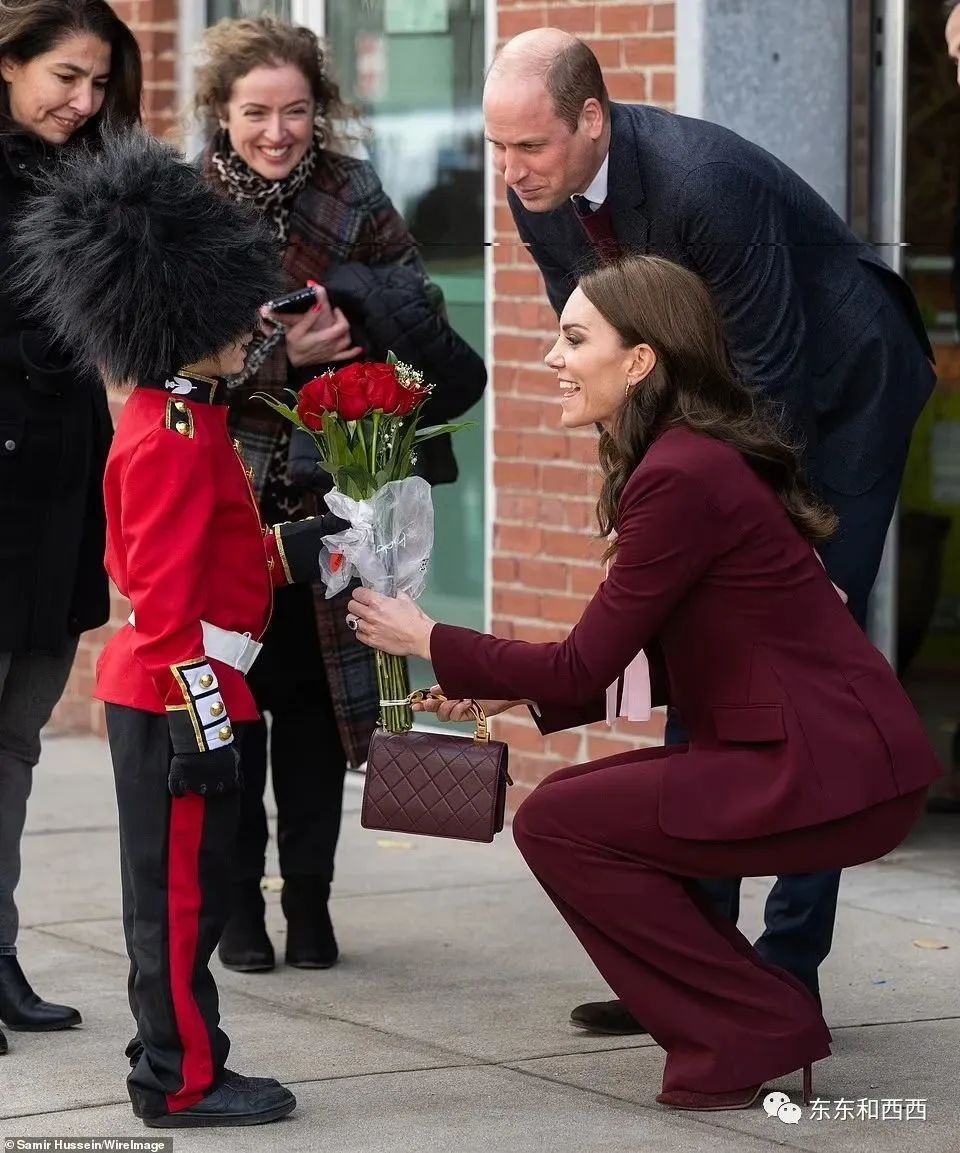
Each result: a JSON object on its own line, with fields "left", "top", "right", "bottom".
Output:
{"left": 376, "top": 650, "right": 412, "bottom": 733}
{"left": 371, "top": 411, "right": 381, "bottom": 475}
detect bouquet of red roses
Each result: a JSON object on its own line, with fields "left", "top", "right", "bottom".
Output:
{"left": 257, "top": 355, "right": 468, "bottom": 733}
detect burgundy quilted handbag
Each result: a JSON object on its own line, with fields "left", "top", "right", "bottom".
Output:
{"left": 361, "top": 695, "right": 512, "bottom": 844}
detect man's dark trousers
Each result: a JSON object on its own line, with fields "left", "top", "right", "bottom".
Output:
{"left": 675, "top": 442, "right": 910, "bottom": 998}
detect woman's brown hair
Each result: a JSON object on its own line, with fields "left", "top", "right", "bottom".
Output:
{"left": 579, "top": 255, "right": 837, "bottom": 556}
{"left": 194, "top": 15, "right": 357, "bottom": 147}
{"left": 0, "top": 0, "right": 142, "bottom": 137}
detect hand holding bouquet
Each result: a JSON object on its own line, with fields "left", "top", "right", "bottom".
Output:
{"left": 257, "top": 355, "right": 469, "bottom": 732}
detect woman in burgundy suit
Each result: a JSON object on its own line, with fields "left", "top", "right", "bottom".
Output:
{"left": 346, "top": 255, "right": 941, "bottom": 1111}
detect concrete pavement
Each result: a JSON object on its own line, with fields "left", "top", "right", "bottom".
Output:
{"left": 1, "top": 732, "right": 958, "bottom": 1151}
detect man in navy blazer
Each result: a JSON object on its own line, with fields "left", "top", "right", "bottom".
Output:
{"left": 485, "top": 28, "right": 937, "bottom": 1033}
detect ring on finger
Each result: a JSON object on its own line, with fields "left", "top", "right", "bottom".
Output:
{"left": 346, "top": 614, "right": 359, "bottom": 632}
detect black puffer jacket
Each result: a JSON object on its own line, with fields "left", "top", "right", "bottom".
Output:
{"left": 288, "top": 260, "right": 486, "bottom": 489}
{"left": 0, "top": 132, "right": 111, "bottom": 653}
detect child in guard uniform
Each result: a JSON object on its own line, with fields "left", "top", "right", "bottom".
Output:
{"left": 14, "top": 129, "right": 345, "bottom": 1129}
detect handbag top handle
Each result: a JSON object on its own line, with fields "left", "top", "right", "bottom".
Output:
{"left": 407, "top": 688, "right": 490, "bottom": 744}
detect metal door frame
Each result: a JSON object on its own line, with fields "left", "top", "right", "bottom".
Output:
{"left": 864, "top": 0, "right": 908, "bottom": 666}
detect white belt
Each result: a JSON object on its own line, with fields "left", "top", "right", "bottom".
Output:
{"left": 127, "top": 613, "right": 263, "bottom": 675}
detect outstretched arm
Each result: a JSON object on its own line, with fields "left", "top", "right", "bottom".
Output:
{"left": 347, "top": 462, "right": 718, "bottom": 714}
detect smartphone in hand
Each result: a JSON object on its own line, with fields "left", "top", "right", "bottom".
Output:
{"left": 266, "top": 285, "right": 317, "bottom": 315}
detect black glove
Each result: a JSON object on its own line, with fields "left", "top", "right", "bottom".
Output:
{"left": 168, "top": 746, "right": 241, "bottom": 798}
{"left": 272, "top": 513, "right": 351, "bottom": 584}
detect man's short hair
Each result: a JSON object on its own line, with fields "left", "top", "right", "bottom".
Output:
{"left": 945, "top": 0, "right": 960, "bottom": 17}
{"left": 546, "top": 39, "right": 610, "bottom": 131}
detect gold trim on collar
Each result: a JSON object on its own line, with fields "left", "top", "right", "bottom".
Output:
{"left": 177, "top": 368, "right": 218, "bottom": 385}
{"left": 177, "top": 368, "right": 220, "bottom": 404}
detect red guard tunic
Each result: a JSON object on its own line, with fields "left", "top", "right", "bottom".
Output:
{"left": 96, "top": 374, "right": 294, "bottom": 738}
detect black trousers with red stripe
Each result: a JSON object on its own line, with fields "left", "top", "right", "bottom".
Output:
{"left": 106, "top": 704, "right": 241, "bottom": 1118}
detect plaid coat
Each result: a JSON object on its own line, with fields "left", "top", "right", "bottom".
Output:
{"left": 203, "top": 146, "right": 422, "bottom": 768}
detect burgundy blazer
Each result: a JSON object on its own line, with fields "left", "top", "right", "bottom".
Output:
{"left": 430, "top": 427, "right": 941, "bottom": 842}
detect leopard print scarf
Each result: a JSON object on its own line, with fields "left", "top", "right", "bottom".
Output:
{"left": 209, "top": 129, "right": 319, "bottom": 243}
{"left": 209, "top": 131, "right": 320, "bottom": 384}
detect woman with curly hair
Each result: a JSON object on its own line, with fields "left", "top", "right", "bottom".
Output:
{"left": 195, "top": 15, "right": 485, "bottom": 975}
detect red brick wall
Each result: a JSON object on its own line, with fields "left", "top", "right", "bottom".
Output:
{"left": 490, "top": 1, "right": 676, "bottom": 798}
{"left": 50, "top": 0, "right": 180, "bottom": 734}
{"left": 110, "top": 0, "right": 179, "bottom": 137}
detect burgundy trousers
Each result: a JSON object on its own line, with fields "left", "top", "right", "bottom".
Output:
{"left": 512, "top": 745, "right": 926, "bottom": 1095}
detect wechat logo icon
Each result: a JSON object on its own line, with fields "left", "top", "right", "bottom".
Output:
{"left": 764, "top": 1091, "right": 802, "bottom": 1124}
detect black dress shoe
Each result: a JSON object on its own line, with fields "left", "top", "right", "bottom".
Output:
{"left": 282, "top": 877, "right": 338, "bottom": 969}
{"left": 218, "top": 881, "right": 275, "bottom": 973}
{"left": 0, "top": 1025, "right": 7, "bottom": 1055}
{"left": 570, "top": 998, "right": 648, "bottom": 1036}
{"left": 0, "top": 956, "right": 81, "bottom": 1031}
{"left": 140, "top": 1072, "right": 296, "bottom": 1128}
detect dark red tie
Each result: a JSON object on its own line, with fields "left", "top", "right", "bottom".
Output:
{"left": 573, "top": 196, "right": 620, "bottom": 258}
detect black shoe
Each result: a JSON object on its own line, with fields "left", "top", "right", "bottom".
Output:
{"left": 282, "top": 877, "right": 338, "bottom": 969}
{"left": 0, "top": 956, "right": 81, "bottom": 1031}
{"left": 129, "top": 1069, "right": 280, "bottom": 1119}
{"left": 140, "top": 1072, "right": 296, "bottom": 1128}
{"left": 218, "top": 881, "right": 275, "bottom": 973}
{"left": 0, "top": 1025, "right": 7, "bottom": 1055}
{"left": 570, "top": 999, "right": 648, "bottom": 1036}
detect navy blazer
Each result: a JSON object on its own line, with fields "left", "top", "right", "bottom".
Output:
{"left": 509, "top": 103, "right": 936, "bottom": 496}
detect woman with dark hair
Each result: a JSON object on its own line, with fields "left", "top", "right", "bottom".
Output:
{"left": 195, "top": 14, "right": 485, "bottom": 975}
{"left": 0, "top": 0, "right": 141, "bottom": 1057}
{"left": 347, "top": 255, "right": 942, "bottom": 1112}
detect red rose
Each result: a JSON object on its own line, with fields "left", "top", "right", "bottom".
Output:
{"left": 329, "top": 362, "right": 403, "bottom": 420}
{"left": 394, "top": 379, "right": 431, "bottom": 417}
{"left": 299, "top": 373, "right": 336, "bottom": 429}
{"left": 331, "top": 365, "right": 374, "bottom": 421}
{"left": 362, "top": 363, "right": 404, "bottom": 413}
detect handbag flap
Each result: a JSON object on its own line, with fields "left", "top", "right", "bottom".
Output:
{"left": 362, "top": 727, "right": 510, "bottom": 844}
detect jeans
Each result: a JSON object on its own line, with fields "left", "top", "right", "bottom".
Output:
{"left": 0, "top": 642, "right": 78, "bottom": 954}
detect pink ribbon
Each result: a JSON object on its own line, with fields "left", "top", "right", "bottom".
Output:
{"left": 606, "top": 648, "right": 652, "bottom": 724}
{"left": 603, "top": 555, "right": 653, "bottom": 725}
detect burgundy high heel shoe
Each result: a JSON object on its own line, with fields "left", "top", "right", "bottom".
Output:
{"left": 657, "top": 1063, "right": 814, "bottom": 1112}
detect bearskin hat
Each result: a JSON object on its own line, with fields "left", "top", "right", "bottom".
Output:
{"left": 12, "top": 128, "right": 285, "bottom": 384}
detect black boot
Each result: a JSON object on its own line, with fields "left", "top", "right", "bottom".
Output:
{"left": 0, "top": 956, "right": 81, "bottom": 1031}
{"left": 569, "top": 999, "right": 648, "bottom": 1036}
{"left": 139, "top": 1071, "right": 296, "bottom": 1128}
{"left": 218, "top": 881, "right": 275, "bottom": 973}
{"left": 0, "top": 1024, "right": 7, "bottom": 1054}
{"left": 282, "top": 877, "right": 338, "bottom": 969}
